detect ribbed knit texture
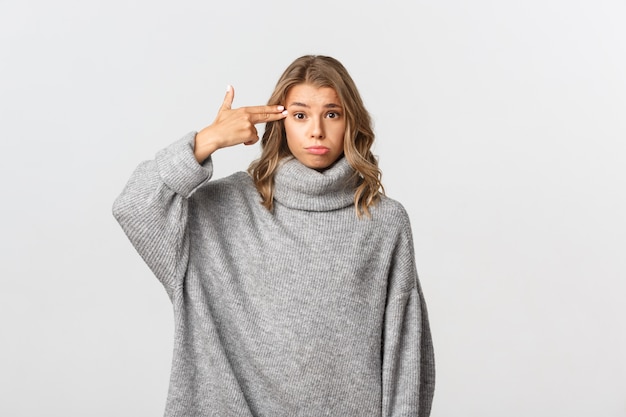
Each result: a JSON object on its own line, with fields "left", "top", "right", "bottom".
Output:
{"left": 113, "top": 132, "right": 435, "bottom": 417}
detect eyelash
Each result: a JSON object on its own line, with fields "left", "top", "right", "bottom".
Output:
{"left": 293, "top": 112, "right": 341, "bottom": 120}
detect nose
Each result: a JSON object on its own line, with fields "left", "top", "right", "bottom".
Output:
{"left": 310, "top": 117, "right": 325, "bottom": 139}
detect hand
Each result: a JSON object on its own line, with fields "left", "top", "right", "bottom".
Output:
{"left": 194, "top": 85, "right": 288, "bottom": 163}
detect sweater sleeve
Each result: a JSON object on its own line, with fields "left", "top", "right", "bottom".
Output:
{"left": 381, "top": 222, "right": 436, "bottom": 417}
{"left": 112, "top": 132, "right": 212, "bottom": 294}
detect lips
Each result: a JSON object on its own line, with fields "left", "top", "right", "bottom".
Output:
{"left": 306, "top": 146, "right": 330, "bottom": 155}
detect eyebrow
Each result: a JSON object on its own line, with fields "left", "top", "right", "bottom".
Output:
{"left": 288, "top": 102, "right": 342, "bottom": 109}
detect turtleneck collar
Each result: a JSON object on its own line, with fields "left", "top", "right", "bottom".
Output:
{"left": 273, "top": 157, "right": 358, "bottom": 211}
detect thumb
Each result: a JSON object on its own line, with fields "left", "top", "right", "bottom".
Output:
{"left": 220, "top": 84, "right": 234, "bottom": 111}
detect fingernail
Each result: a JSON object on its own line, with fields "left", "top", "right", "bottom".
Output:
{"left": 277, "top": 105, "right": 284, "bottom": 111}
{"left": 226, "top": 84, "right": 232, "bottom": 92}
{"left": 282, "top": 110, "right": 288, "bottom": 116}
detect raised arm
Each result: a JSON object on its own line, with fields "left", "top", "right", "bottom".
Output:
{"left": 112, "top": 86, "right": 287, "bottom": 294}
{"left": 112, "top": 132, "right": 210, "bottom": 293}
{"left": 194, "top": 85, "right": 288, "bottom": 162}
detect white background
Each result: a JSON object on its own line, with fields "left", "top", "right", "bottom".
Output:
{"left": 1, "top": 0, "right": 625, "bottom": 416}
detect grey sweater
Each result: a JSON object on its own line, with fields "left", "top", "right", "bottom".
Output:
{"left": 113, "top": 132, "right": 435, "bottom": 417}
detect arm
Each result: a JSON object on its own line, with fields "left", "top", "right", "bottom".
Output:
{"left": 112, "top": 132, "right": 212, "bottom": 292}
{"left": 382, "top": 225, "right": 436, "bottom": 416}
{"left": 112, "top": 86, "right": 288, "bottom": 293}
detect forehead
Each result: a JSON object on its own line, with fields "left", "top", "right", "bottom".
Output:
{"left": 285, "top": 83, "right": 342, "bottom": 106}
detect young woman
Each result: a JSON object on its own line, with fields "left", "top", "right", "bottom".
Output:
{"left": 113, "top": 55, "right": 435, "bottom": 417}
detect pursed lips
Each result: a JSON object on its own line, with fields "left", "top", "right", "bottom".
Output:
{"left": 305, "top": 146, "right": 330, "bottom": 155}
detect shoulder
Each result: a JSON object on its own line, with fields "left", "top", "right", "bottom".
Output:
{"left": 370, "top": 195, "right": 418, "bottom": 257}
{"left": 191, "top": 171, "right": 259, "bottom": 207}
{"left": 211, "top": 171, "right": 254, "bottom": 190}
{"left": 370, "top": 194, "right": 413, "bottom": 231}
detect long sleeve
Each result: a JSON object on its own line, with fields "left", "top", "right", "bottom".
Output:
{"left": 381, "top": 222, "right": 436, "bottom": 417}
{"left": 113, "top": 141, "right": 436, "bottom": 416}
{"left": 112, "top": 132, "right": 212, "bottom": 294}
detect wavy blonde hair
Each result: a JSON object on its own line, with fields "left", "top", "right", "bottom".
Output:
{"left": 248, "top": 55, "right": 384, "bottom": 218}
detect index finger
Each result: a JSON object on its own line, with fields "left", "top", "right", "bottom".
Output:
{"left": 249, "top": 110, "right": 289, "bottom": 125}
{"left": 242, "top": 105, "right": 288, "bottom": 124}
{"left": 243, "top": 104, "right": 286, "bottom": 115}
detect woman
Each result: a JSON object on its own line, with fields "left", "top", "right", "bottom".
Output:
{"left": 113, "top": 55, "right": 435, "bottom": 416}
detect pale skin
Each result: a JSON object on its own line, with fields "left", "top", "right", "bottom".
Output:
{"left": 194, "top": 85, "right": 288, "bottom": 163}
{"left": 195, "top": 84, "right": 347, "bottom": 171}
{"left": 283, "top": 84, "right": 345, "bottom": 170}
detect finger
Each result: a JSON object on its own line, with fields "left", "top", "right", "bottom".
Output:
{"left": 243, "top": 129, "right": 260, "bottom": 146}
{"left": 220, "top": 85, "right": 234, "bottom": 111}
{"left": 243, "top": 104, "right": 286, "bottom": 114}
{"left": 249, "top": 110, "right": 289, "bottom": 125}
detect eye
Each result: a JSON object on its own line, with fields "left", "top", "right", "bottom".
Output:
{"left": 326, "top": 112, "right": 341, "bottom": 119}
{"left": 294, "top": 112, "right": 306, "bottom": 120}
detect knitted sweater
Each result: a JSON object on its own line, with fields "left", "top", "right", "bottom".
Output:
{"left": 113, "top": 132, "right": 435, "bottom": 417}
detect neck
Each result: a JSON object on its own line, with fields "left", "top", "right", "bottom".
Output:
{"left": 273, "top": 157, "right": 358, "bottom": 212}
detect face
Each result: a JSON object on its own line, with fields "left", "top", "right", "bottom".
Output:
{"left": 283, "top": 83, "right": 346, "bottom": 170}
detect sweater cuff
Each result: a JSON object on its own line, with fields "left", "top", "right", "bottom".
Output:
{"left": 155, "top": 131, "right": 213, "bottom": 198}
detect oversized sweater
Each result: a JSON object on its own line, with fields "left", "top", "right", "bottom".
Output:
{"left": 112, "top": 132, "right": 435, "bottom": 417}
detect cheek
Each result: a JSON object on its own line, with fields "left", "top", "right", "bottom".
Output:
{"left": 283, "top": 122, "right": 298, "bottom": 152}
{"left": 331, "top": 122, "right": 347, "bottom": 142}
{"left": 284, "top": 121, "right": 306, "bottom": 144}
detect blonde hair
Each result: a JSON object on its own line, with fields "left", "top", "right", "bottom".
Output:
{"left": 248, "top": 55, "right": 384, "bottom": 218}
